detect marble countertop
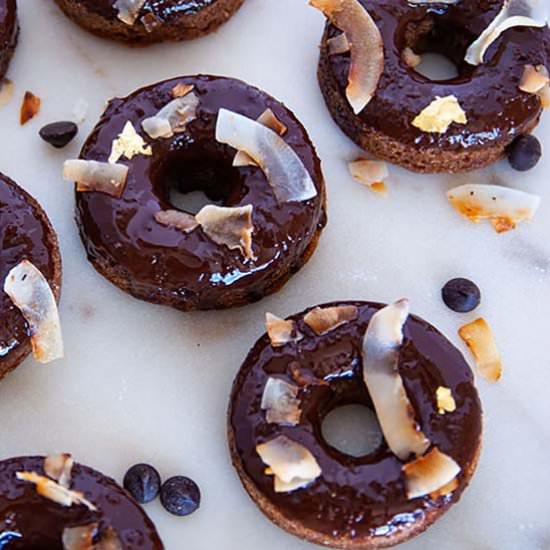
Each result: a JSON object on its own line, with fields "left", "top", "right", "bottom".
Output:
{"left": 0, "top": 1, "right": 548, "bottom": 549}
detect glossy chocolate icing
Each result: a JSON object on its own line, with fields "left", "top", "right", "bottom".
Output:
{"left": 229, "top": 302, "right": 482, "bottom": 540}
{"left": 0, "top": 0, "right": 18, "bottom": 78}
{"left": 0, "top": 174, "right": 58, "bottom": 367}
{"left": 323, "top": 0, "right": 550, "bottom": 150}
{"left": 76, "top": 76, "right": 326, "bottom": 310}
{"left": 0, "top": 456, "right": 163, "bottom": 549}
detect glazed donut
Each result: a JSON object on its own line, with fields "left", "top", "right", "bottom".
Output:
{"left": 0, "top": 172, "right": 61, "bottom": 379}
{"left": 0, "top": 0, "right": 18, "bottom": 78}
{"left": 68, "top": 76, "right": 326, "bottom": 311}
{"left": 314, "top": 0, "right": 550, "bottom": 173}
{"left": 228, "top": 300, "right": 482, "bottom": 549}
{"left": 53, "top": 0, "right": 244, "bottom": 44}
{"left": 0, "top": 454, "right": 163, "bottom": 548}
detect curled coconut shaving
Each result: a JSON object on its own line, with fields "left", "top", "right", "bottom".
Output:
{"left": 63, "top": 524, "right": 123, "bottom": 550}
{"left": 216, "top": 108, "right": 317, "bottom": 203}
{"left": 304, "top": 305, "right": 358, "bottom": 335}
{"left": 447, "top": 184, "right": 541, "bottom": 233}
{"left": 4, "top": 260, "right": 63, "bottom": 364}
{"left": 362, "top": 300, "right": 430, "bottom": 460}
{"left": 256, "top": 435, "right": 321, "bottom": 493}
{"left": 311, "top": 0, "right": 384, "bottom": 114}
{"left": 465, "top": 0, "right": 548, "bottom": 66}
{"left": 403, "top": 447, "right": 461, "bottom": 500}
{"left": 265, "top": 312, "right": 303, "bottom": 347}
{"left": 261, "top": 377, "right": 302, "bottom": 426}
{"left": 63, "top": 160, "right": 129, "bottom": 198}
{"left": 44, "top": 454, "right": 74, "bottom": 488}
{"left": 154, "top": 210, "right": 199, "bottom": 233}
{"left": 142, "top": 89, "right": 199, "bottom": 139}
{"left": 114, "top": 0, "right": 146, "bottom": 25}
{"left": 195, "top": 204, "right": 255, "bottom": 260}
{"left": 109, "top": 121, "right": 151, "bottom": 164}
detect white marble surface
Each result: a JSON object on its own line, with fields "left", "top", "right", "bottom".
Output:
{"left": 0, "top": 1, "right": 549, "bottom": 549}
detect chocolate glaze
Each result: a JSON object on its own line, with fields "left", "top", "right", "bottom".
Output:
{"left": 76, "top": 76, "right": 326, "bottom": 310}
{"left": 0, "top": 456, "right": 163, "bottom": 549}
{"left": 324, "top": 0, "right": 550, "bottom": 150}
{"left": 0, "top": 173, "right": 59, "bottom": 367}
{"left": 229, "top": 302, "right": 482, "bottom": 540}
{"left": 0, "top": 0, "right": 18, "bottom": 78}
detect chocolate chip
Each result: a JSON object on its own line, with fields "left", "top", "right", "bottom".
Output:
{"left": 123, "top": 464, "right": 161, "bottom": 504}
{"left": 508, "top": 135, "right": 542, "bottom": 171}
{"left": 160, "top": 476, "right": 200, "bottom": 517}
{"left": 39, "top": 121, "right": 78, "bottom": 149}
{"left": 441, "top": 278, "right": 481, "bottom": 313}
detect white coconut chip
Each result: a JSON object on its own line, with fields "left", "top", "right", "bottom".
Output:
{"left": 63, "top": 159, "right": 129, "bottom": 198}
{"left": 465, "top": 0, "right": 548, "bottom": 66}
{"left": 4, "top": 260, "right": 63, "bottom": 364}
{"left": 0, "top": 78, "right": 14, "bottom": 108}
{"left": 447, "top": 184, "right": 541, "bottom": 233}
{"left": 154, "top": 210, "right": 199, "bottom": 233}
{"left": 109, "top": 121, "right": 152, "bottom": 164}
{"left": 62, "top": 523, "right": 98, "bottom": 550}
{"left": 195, "top": 204, "right": 255, "bottom": 260}
{"left": 327, "top": 33, "right": 350, "bottom": 55}
{"left": 362, "top": 300, "right": 430, "bottom": 461}
{"left": 114, "top": 0, "right": 146, "bottom": 25}
{"left": 519, "top": 64, "right": 550, "bottom": 93}
{"left": 142, "top": 92, "right": 199, "bottom": 139}
{"left": 348, "top": 159, "right": 389, "bottom": 192}
{"left": 412, "top": 95, "right": 467, "bottom": 134}
{"left": 458, "top": 318, "right": 502, "bottom": 382}
{"left": 401, "top": 47, "right": 422, "bottom": 69}
{"left": 217, "top": 109, "right": 317, "bottom": 203}
{"left": 256, "top": 435, "right": 321, "bottom": 493}
{"left": 44, "top": 454, "right": 74, "bottom": 488}
{"left": 16, "top": 472, "right": 97, "bottom": 511}
{"left": 261, "top": 377, "right": 302, "bottom": 426}
{"left": 310, "top": 0, "right": 384, "bottom": 114}
{"left": 265, "top": 312, "right": 303, "bottom": 347}
{"left": 304, "top": 305, "right": 358, "bottom": 335}
{"left": 403, "top": 447, "right": 461, "bottom": 500}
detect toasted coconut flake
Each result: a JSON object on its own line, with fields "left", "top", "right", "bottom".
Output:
{"left": 141, "top": 12, "right": 161, "bottom": 33}
{"left": 217, "top": 109, "right": 317, "bottom": 203}
{"left": 519, "top": 64, "right": 550, "bottom": 93}
{"left": 62, "top": 523, "right": 98, "bottom": 550}
{"left": 402, "top": 47, "right": 422, "bottom": 68}
{"left": 370, "top": 181, "right": 389, "bottom": 195}
{"left": 362, "top": 300, "right": 430, "bottom": 460}
{"left": 142, "top": 93, "right": 199, "bottom": 139}
{"left": 261, "top": 377, "right": 301, "bottom": 426}
{"left": 265, "top": 312, "right": 303, "bottom": 347}
{"left": 311, "top": 0, "right": 384, "bottom": 114}
{"left": 154, "top": 210, "right": 198, "bottom": 233}
{"left": 44, "top": 454, "right": 74, "bottom": 488}
{"left": 304, "top": 305, "right": 358, "bottom": 335}
{"left": 63, "top": 159, "right": 129, "bottom": 198}
{"left": 72, "top": 98, "right": 89, "bottom": 124}
{"left": 436, "top": 386, "right": 456, "bottom": 415}
{"left": 114, "top": 0, "right": 146, "bottom": 25}
{"left": 172, "top": 83, "right": 194, "bottom": 98}
{"left": 403, "top": 447, "right": 461, "bottom": 500}
{"left": 95, "top": 527, "right": 123, "bottom": 550}
{"left": 256, "top": 435, "right": 321, "bottom": 492}
{"left": 539, "top": 84, "right": 550, "bottom": 108}
{"left": 0, "top": 78, "right": 14, "bottom": 108}
{"left": 412, "top": 95, "right": 467, "bottom": 133}
{"left": 458, "top": 318, "right": 502, "bottom": 382}
{"left": 20, "top": 91, "right": 41, "bottom": 125}
{"left": 447, "top": 184, "right": 540, "bottom": 233}
{"left": 349, "top": 159, "right": 389, "bottom": 192}
{"left": 4, "top": 261, "right": 63, "bottom": 364}
{"left": 430, "top": 477, "right": 459, "bottom": 499}
{"left": 195, "top": 204, "right": 255, "bottom": 260}
{"left": 465, "top": 0, "right": 548, "bottom": 66}
{"left": 328, "top": 32, "right": 350, "bottom": 55}
{"left": 109, "top": 121, "right": 152, "bottom": 164}
{"left": 16, "top": 472, "right": 96, "bottom": 511}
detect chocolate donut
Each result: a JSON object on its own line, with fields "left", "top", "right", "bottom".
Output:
{"left": 0, "top": 173, "right": 61, "bottom": 379}
{"left": 315, "top": 0, "right": 550, "bottom": 172}
{"left": 71, "top": 76, "right": 326, "bottom": 311}
{"left": 53, "top": 0, "right": 244, "bottom": 44}
{"left": 0, "top": 455, "right": 163, "bottom": 548}
{"left": 228, "top": 301, "right": 482, "bottom": 549}
{"left": 0, "top": 0, "right": 18, "bottom": 78}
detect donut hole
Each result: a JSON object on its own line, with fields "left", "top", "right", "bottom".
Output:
{"left": 321, "top": 404, "right": 383, "bottom": 458}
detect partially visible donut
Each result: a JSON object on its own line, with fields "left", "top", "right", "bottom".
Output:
{"left": 228, "top": 300, "right": 482, "bottom": 549}
{"left": 70, "top": 76, "right": 326, "bottom": 311}
{"left": 0, "top": 172, "right": 61, "bottom": 380}
{"left": 0, "top": 0, "right": 18, "bottom": 78}
{"left": 315, "top": 0, "right": 550, "bottom": 173}
{"left": 0, "top": 455, "right": 163, "bottom": 548}
{"left": 53, "top": 0, "right": 245, "bottom": 44}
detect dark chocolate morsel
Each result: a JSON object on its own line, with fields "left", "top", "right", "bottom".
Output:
{"left": 508, "top": 134, "right": 542, "bottom": 172}
{"left": 39, "top": 121, "right": 78, "bottom": 149}
{"left": 442, "top": 278, "right": 481, "bottom": 313}
{"left": 123, "top": 463, "right": 162, "bottom": 504}
{"left": 160, "top": 476, "right": 201, "bottom": 517}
